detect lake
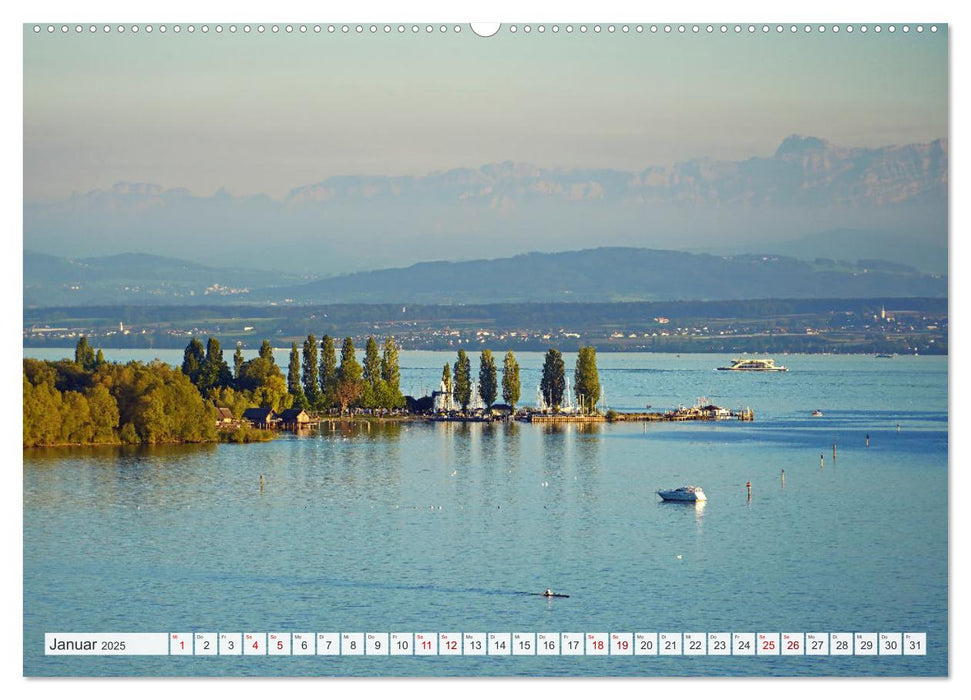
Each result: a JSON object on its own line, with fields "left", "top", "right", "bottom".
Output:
{"left": 23, "top": 351, "right": 948, "bottom": 676}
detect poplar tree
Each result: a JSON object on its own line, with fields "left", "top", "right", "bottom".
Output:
{"left": 303, "top": 334, "right": 321, "bottom": 406}
{"left": 502, "top": 350, "right": 521, "bottom": 413}
{"left": 233, "top": 344, "right": 244, "bottom": 380}
{"left": 453, "top": 349, "right": 472, "bottom": 410}
{"left": 441, "top": 363, "right": 452, "bottom": 410}
{"left": 574, "top": 346, "right": 602, "bottom": 414}
{"left": 380, "top": 337, "right": 402, "bottom": 393}
{"left": 478, "top": 349, "right": 498, "bottom": 408}
{"left": 540, "top": 348, "right": 566, "bottom": 409}
{"left": 336, "top": 337, "right": 362, "bottom": 414}
{"left": 287, "top": 342, "right": 302, "bottom": 395}
{"left": 363, "top": 336, "right": 381, "bottom": 383}
{"left": 319, "top": 335, "right": 337, "bottom": 407}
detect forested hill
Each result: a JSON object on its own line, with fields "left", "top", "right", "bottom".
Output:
{"left": 255, "top": 248, "right": 946, "bottom": 305}
{"left": 25, "top": 247, "right": 946, "bottom": 307}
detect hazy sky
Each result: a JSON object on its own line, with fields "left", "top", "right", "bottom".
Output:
{"left": 24, "top": 24, "right": 947, "bottom": 201}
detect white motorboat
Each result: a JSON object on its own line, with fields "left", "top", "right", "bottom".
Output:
{"left": 657, "top": 486, "right": 707, "bottom": 502}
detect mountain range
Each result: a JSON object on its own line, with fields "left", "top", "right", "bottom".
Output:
{"left": 24, "top": 135, "right": 947, "bottom": 275}
{"left": 24, "top": 247, "right": 946, "bottom": 307}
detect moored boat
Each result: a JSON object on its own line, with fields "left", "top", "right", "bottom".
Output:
{"left": 657, "top": 486, "right": 707, "bottom": 502}
{"left": 717, "top": 358, "right": 788, "bottom": 372}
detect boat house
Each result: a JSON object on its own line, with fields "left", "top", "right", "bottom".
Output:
{"left": 278, "top": 408, "right": 311, "bottom": 429}
{"left": 242, "top": 407, "right": 278, "bottom": 429}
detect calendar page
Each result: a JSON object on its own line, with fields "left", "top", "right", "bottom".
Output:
{"left": 19, "top": 0, "right": 950, "bottom": 684}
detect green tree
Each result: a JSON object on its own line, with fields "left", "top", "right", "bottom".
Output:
{"left": 540, "top": 348, "right": 566, "bottom": 409}
{"left": 86, "top": 384, "right": 119, "bottom": 443}
{"left": 453, "top": 349, "right": 472, "bottom": 410}
{"left": 441, "top": 363, "right": 452, "bottom": 395}
{"left": 94, "top": 348, "right": 106, "bottom": 367}
{"left": 502, "top": 350, "right": 521, "bottom": 413}
{"left": 259, "top": 340, "right": 275, "bottom": 364}
{"left": 198, "top": 337, "right": 232, "bottom": 391}
{"left": 181, "top": 338, "right": 205, "bottom": 384}
{"left": 74, "top": 336, "right": 96, "bottom": 371}
{"left": 302, "top": 334, "right": 321, "bottom": 406}
{"left": 574, "top": 346, "right": 601, "bottom": 414}
{"left": 359, "top": 336, "right": 381, "bottom": 408}
{"left": 319, "top": 335, "right": 338, "bottom": 408}
{"left": 236, "top": 356, "right": 292, "bottom": 413}
{"left": 363, "top": 336, "right": 381, "bottom": 386}
{"left": 287, "top": 342, "right": 302, "bottom": 394}
{"left": 233, "top": 343, "right": 245, "bottom": 380}
{"left": 380, "top": 337, "right": 402, "bottom": 400}
{"left": 478, "top": 349, "right": 498, "bottom": 408}
{"left": 336, "top": 337, "right": 363, "bottom": 414}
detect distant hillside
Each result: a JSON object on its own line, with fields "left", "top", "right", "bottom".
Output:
{"left": 254, "top": 247, "right": 946, "bottom": 304}
{"left": 704, "top": 228, "right": 948, "bottom": 275}
{"left": 23, "top": 251, "right": 312, "bottom": 306}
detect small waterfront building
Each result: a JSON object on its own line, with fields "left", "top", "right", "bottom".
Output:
{"left": 278, "top": 408, "right": 311, "bottom": 428}
{"left": 242, "top": 407, "right": 278, "bottom": 428}
{"left": 215, "top": 407, "right": 234, "bottom": 424}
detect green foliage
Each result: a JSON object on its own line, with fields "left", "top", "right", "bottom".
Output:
{"left": 119, "top": 422, "right": 139, "bottom": 445}
{"left": 574, "top": 346, "right": 601, "bottom": 414}
{"left": 23, "top": 358, "right": 57, "bottom": 387}
{"left": 441, "top": 363, "right": 452, "bottom": 395}
{"left": 233, "top": 343, "right": 244, "bottom": 379}
{"left": 453, "top": 349, "right": 472, "bottom": 410}
{"left": 502, "top": 351, "right": 521, "bottom": 412}
{"left": 605, "top": 409, "right": 619, "bottom": 422}
{"left": 258, "top": 340, "right": 275, "bottom": 364}
{"left": 381, "top": 337, "right": 401, "bottom": 393}
{"left": 95, "top": 348, "right": 106, "bottom": 367}
{"left": 238, "top": 356, "right": 293, "bottom": 413}
{"left": 319, "top": 335, "right": 338, "bottom": 407}
{"left": 196, "top": 337, "right": 232, "bottom": 391}
{"left": 24, "top": 357, "right": 216, "bottom": 446}
{"left": 50, "top": 359, "right": 92, "bottom": 393}
{"left": 287, "top": 342, "right": 302, "bottom": 394}
{"left": 478, "top": 349, "right": 498, "bottom": 408}
{"left": 209, "top": 386, "right": 251, "bottom": 419}
{"left": 75, "top": 336, "right": 96, "bottom": 370}
{"left": 302, "top": 334, "right": 322, "bottom": 406}
{"left": 336, "top": 337, "right": 363, "bottom": 413}
{"left": 363, "top": 336, "right": 381, "bottom": 387}
{"left": 181, "top": 338, "right": 205, "bottom": 384}
{"left": 540, "top": 348, "right": 566, "bottom": 409}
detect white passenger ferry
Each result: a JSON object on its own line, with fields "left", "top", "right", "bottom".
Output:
{"left": 716, "top": 358, "right": 788, "bottom": 372}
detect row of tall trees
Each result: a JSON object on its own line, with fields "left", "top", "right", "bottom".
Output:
{"left": 441, "top": 349, "right": 521, "bottom": 412}
{"left": 285, "top": 335, "right": 405, "bottom": 413}
{"left": 540, "top": 346, "right": 601, "bottom": 413}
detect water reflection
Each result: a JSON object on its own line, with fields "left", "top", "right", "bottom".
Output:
{"left": 656, "top": 499, "right": 707, "bottom": 534}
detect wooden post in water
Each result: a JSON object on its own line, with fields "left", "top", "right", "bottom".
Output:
{"left": 781, "top": 469, "right": 785, "bottom": 488}
{"left": 820, "top": 453, "right": 824, "bottom": 469}
{"left": 866, "top": 433, "right": 870, "bottom": 447}
{"left": 746, "top": 481, "right": 752, "bottom": 503}
{"left": 260, "top": 474, "right": 265, "bottom": 495}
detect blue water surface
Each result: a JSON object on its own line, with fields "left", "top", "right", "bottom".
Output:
{"left": 23, "top": 351, "right": 948, "bottom": 676}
